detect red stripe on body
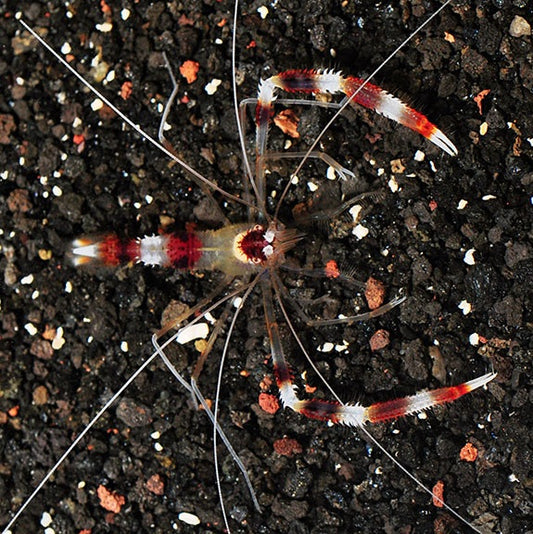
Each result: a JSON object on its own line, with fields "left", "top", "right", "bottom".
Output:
{"left": 166, "top": 232, "right": 203, "bottom": 269}
{"left": 99, "top": 235, "right": 140, "bottom": 266}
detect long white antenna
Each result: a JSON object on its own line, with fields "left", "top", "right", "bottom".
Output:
{"left": 15, "top": 15, "right": 254, "bottom": 211}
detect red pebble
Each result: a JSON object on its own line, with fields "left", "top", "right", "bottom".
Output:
{"left": 258, "top": 393, "right": 280, "bottom": 414}
{"left": 273, "top": 437, "right": 303, "bottom": 456}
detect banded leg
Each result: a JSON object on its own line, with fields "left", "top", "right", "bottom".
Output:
{"left": 271, "top": 269, "right": 406, "bottom": 327}
{"left": 262, "top": 276, "right": 495, "bottom": 427}
{"left": 159, "top": 52, "right": 232, "bottom": 223}
{"left": 239, "top": 97, "right": 357, "bottom": 192}
{"left": 151, "top": 277, "right": 262, "bottom": 513}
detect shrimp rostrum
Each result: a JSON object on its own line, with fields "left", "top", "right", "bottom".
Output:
{"left": 4, "top": 3, "right": 497, "bottom": 533}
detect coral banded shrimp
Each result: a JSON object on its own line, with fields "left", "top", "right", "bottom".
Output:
{"left": 1, "top": 0, "right": 508, "bottom": 532}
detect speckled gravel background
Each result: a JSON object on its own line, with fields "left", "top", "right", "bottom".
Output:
{"left": 0, "top": 1, "right": 531, "bottom": 533}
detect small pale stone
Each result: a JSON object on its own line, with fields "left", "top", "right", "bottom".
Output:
{"left": 414, "top": 150, "right": 425, "bottom": 162}
{"left": 40, "top": 511, "right": 53, "bottom": 527}
{"left": 469, "top": 333, "right": 480, "bottom": 346}
{"left": 91, "top": 98, "right": 104, "bottom": 111}
{"left": 176, "top": 323, "right": 209, "bottom": 344}
{"left": 458, "top": 300, "right": 472, "bottom": 315}
{"left": 509, "top": 16, "right": 531, "bottom": 38}
{"left": 464, "top": 248, "right": 476, "bottom": 265}
{"left": 257, "top": 6, "right": 269, "bottom": 19}
{"left": 388, "top": 176, "right": 399, "bottom": 193}
{"left": 20, "top": 274, "right": 33, "bottom": 284}
{"left": 205, "top": 78, "right": 222, "bottom": 95}
{"left": 178, "top": 512, "right": 201, "bottom": 526}
{"left": 24, "top": 323, "right": 38, "bottom": 336}
{"left": 353, "top": 224, "right": 369, "bottom": 239}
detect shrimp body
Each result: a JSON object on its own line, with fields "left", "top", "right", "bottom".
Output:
{"left": 71, "top": 223, "right": 300, "bottom": 274}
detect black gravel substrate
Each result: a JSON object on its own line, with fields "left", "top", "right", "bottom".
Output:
{"left": 0, "top": 1, "right": 531, "bottom": 533}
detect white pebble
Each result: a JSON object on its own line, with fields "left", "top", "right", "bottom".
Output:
{"left": 204, "top": 78, "right": 222, "bottom": 95}
{"left": 60, "top": 42, "right": 71, "bottom": 55}
{"left": 307, "top": 181, "right": 318, "bottom": 192}
{"left": 120, "top": 341, "right": 129, "bottom": 352}
{"left": 20, "top": 274, "right": 33, "bottom": 285}
{"left": 204, "top": 312, "right": 216, "bottom": 324}
{"left": 353, "top": 224, "right": 369, "bottom": 240}
{"left": 52, "top": 327, "right": 65, "bottom": 350}
{"left": 96, "top": 22, "right": 113, "bottom": 32}
{"left": 318, "top": 342, "right": 334, "bottom": 353}
{"left": 349, "top": 204, "right": 362, "bottom": 223}
{"left": 257, "top": 6, "right": 269, "bottom": 19}
{"left": 24, "top": 323, "right": 38, "bottom": 336}
{"left": 469, "top": 333, "right": 480, "bottom": 346}
{"left": 40, "top": 511, "right": 53, "bottom": 527}
{"left": 176, "top": 323, "right": 209, "bottom": 344}
{"left": 178, "top": 512, "right": 201, "bottom": 526}
{"left": 464, "top": 248, "right": 476, "bottom": 265}
{"left": 91, "top": 98, "right": 104, "bottom": 111}
{"left": 335, "top": 341, "right": 349, "bottom": 352}
{"left": 414, "top": 150, "right": 425, "bottom": 161}
{"left": 457, "top": 199, "right": 468, "bottom": 210}
{"left": 458, "top": 300, "right": 472, "bottom": 315}
{"left": 65, "top": 281, "right": 73, "bottom": 293}
{"left": 121, "top": 8, "right": 131, "bottom": 20}
{"left": 388, "top": 176, "right": 399, "bottom": 193}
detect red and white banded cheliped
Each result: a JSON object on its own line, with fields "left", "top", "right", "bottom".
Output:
{"left": 255, "top": 69, "right": 458, "bottom": 157}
